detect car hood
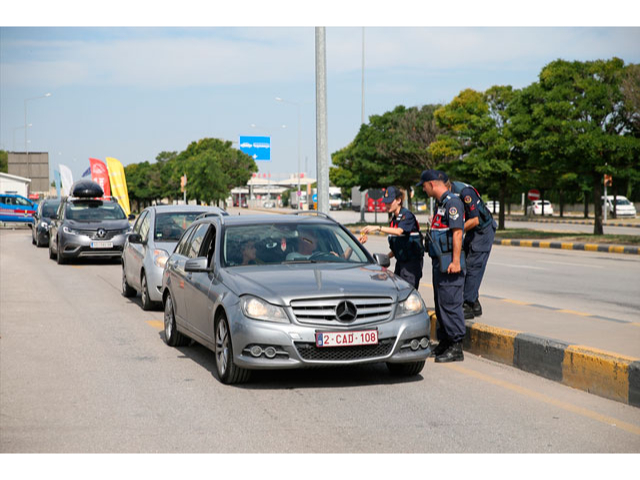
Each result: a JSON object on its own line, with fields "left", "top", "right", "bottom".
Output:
{"left": 221, "top": 263, "right": 413, "bottom": 305}
{"left": 152, "top": 240, "right": 179, "bottom": 254}
{"left": 65, "top": 219, "right": 130, "bottom": 230}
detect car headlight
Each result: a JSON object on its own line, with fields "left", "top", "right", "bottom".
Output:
{"left": 153, "top": 249, "right": 169, "bottom": 269}
{"left": 397, "top": 291, "right": 425, "bottom": 318}
{"left": 63, "top": 226, "right": 79, "bottom": 235}
{"left": 241, "top": 296, "right": 289, "bottom": 324}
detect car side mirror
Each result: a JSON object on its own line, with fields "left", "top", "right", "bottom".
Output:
{"left": 128, "top": 233, "right": 143, "bottom": 244}
{"left": 128, "top": 214, "right": 136, "bottom": 220}
{"left": 185, "top": 257, "right": 209, "bottom": 273}
{"left": 373, "top": 253, "right": 391, "bottom": 268}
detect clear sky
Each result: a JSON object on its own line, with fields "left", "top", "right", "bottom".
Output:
{"left": 2, "top": 2, "right": 639, "bottom": 184}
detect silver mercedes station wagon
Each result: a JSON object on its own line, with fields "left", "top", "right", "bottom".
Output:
{"left": 162, "top": 213, "right": 431, "bottom": 384}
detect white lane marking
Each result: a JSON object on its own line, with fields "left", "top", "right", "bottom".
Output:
{"left": 491, "top": 262, "right": 546, "bottom": 270}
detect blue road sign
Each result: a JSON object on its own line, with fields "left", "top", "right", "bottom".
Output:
{"left": 239, "top": 136, "right": 271, "bottom": 161}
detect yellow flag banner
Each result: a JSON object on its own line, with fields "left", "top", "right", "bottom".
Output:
{"left": 106, "top": 157, "right": 131, "bottom": 216}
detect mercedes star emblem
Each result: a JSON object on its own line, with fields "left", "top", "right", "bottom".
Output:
{"left": 335, "top": 300, "right": 357, "bottom": 322}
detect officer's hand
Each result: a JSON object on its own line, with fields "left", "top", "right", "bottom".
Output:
{"left": 447, "top": 261, "right": 461, "bottom": 274}
{"left": 359, "top": 234, "right": 368, "bottom": 244}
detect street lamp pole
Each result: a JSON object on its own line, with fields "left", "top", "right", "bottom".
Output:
{"left": 24, "top": 93, "right": 51, "bottom": 179}
{"left": 276, "top": 97, "right": 302, "bottom": 209}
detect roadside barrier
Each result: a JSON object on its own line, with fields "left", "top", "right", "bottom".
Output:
{"left": 494, "top": 239, "right": 639, "bottom": 255}
{"left": 429, "top": 313, "right": 640, "bottom": 408}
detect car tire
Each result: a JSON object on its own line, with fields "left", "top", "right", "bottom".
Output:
{"left": 163, "top": 293, "right": 190, "bottom": 347}
{"left": 141, "top": 273, "right": 154, "bottom": 310}
{"left": 121, "top": 265, "right": 136, "bottom": 298}
{"left": 32, "top": 234, "right": 36, "bottom": 245}
{"left": 386, "top": 360, "right": 426, "bottom": 377}
{"left": 215, "top": 314, "right": 250, "bottom": 384}
{"left": 56, "top": 238, "right": 66, "bottom": 264}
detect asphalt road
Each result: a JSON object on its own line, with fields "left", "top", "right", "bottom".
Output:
{"left": 1, "top": 228, "right": 639, "bottom": 454}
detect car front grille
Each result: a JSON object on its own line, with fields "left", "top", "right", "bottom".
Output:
{"left": 290, "top": 296, "right": 394, "bottom": 327}
{"left": 294, "top": 337, "right": 395, "bottom": 361}
{"left": 75, "top": 229, "right": 124, "bottom": 240}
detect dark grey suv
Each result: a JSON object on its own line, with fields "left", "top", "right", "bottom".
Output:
{"left": 162, "top": 213, "right": 431, "bottom": 384}
{"left": 49, "top": 180, "right": 134, "bottom": 264}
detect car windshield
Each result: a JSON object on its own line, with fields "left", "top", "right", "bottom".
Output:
{"left": 42, "top": 201, "right": 60, "bottom": 217}
{"left": 223, "top": 222, "right": 370, "bottom": 267}
{"left": 615, "top": 198, "right": 631, "bottom": 206}
{"left": 155, "top": 212, "right": 204, "bottom": 241}
{"left": 66, "top": 201, "right": 126, "bottom": 221}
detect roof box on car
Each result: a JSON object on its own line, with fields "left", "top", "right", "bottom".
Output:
{"left": 71, "top": 179, "right": 104, "bottom": 198}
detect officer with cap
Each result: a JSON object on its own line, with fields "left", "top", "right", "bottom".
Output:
{"left": 360, "top": 186, "right": 424, "bottom": 289}
{"left": 417, "top": 169, "right": 466, "bottom": 363}
{"left": 447, "top": 178, "right": 497, "bottom": 319}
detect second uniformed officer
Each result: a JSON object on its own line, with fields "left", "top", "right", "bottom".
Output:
{"left": 417, "top": 170, "right": 466, "bottom": 363}
{"left": 447, "top": 178, "right": 497, "bottom": 319}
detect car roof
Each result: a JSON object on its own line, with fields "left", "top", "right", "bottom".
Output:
{"left": 195, "top": 213, "right": 338, "bottom": 228}
{"left": 149, "top": 205, "right": 226, "bottom": 213}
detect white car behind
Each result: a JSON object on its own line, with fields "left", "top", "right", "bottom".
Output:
{"left": 602, "top": 195, "right": 637, "bottom": 218}
{"left": 527, "top": 200, "right": 554, "bottom": 216}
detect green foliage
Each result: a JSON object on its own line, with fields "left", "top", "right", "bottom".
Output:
{"left": 330, "top": 105, "right": 443, "bottom": 203}
{"left": 125, "top": 139, "right": 257, "bottom": 207}
{"left": 0, "top": 150, "right": 8, "bottom": 173}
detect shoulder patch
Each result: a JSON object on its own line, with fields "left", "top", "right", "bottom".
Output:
{"left": 449, "top": 206, "right": 459, "bottom": 220}
{"left": 464, "top": 195, "right": 472, "bottom": 204}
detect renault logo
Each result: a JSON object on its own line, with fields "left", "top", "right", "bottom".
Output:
{"left": 336, "top": 301, "right": 357, "bottom": 322}
{"left": 97, "top": 228, "right": 106, "bottom": 238}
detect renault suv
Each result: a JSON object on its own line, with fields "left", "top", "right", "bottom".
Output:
{"left": 49, "top": 180, "right": 134, "bottom": 264}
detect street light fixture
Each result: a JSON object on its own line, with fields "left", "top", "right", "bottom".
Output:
{"left": 24, "top": 92, "right": 51, "bottom": 179}
{"left": 275, "top": 96, "right": 302, "bottom": 209}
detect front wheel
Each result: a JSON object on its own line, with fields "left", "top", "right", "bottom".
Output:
{"left": 56, "top": 238, "right": 66, "bottom": 264}
{"left": 163, "top": 293, "right": 190, "bottom": 347}
{"left": 215, "top": 314, "right": 250, "bottom": 384}
{"left": 386, "top": 360, "right": 425, "bottom": 377}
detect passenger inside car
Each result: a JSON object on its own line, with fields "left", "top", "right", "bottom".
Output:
{"left": 241, "top": 240, "right": 262, "bottom": 265}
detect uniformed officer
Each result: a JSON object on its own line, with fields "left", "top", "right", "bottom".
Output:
{"left": 360, "top": 186, "right": 424, "bottom": 289}
{"left": 447, "top": 179, "right": 497, "bottom": 319}
{"left": 417, "top": 170, "right": 466, "bottom": 363}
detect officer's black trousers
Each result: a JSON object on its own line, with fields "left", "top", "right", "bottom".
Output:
{"left": 463, "top": 248, "right": 491, "bottom": 304}
{"left": 432, "top": 267, "right": 466, "bottom": 344}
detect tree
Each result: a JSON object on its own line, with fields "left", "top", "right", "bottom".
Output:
{"left": 429, "top": 87, "right": 519, "bottom": 229}
{"left": 509, "top": 58, "right": 640, "bottom": 234}
{"left": 176, "top": 138, "right": 257, "bottom": 205}
{"left": 0, "top": 150, "right": 8, "bottom": 173}
{"left": 331, "top": 105, "right": 443, "bottom": 209}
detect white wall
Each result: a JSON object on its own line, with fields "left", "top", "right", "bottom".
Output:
{"left": 0, "top": 175, "right": 30, "bottom": 197}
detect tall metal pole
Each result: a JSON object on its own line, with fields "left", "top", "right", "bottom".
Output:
{"left": 359, "top": 27, "right": 367, "bottom": 222}
{"left": 316, "top": 27, "right": 330, "bottom": 214}
{"left": 297, "top": 103, "right": 302, "bottom": 209}
{"left": 24, "top": 93, "right": 51, "bottom": 182}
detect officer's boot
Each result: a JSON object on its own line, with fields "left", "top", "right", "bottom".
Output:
{"left": 463, "top": 302, "right": 475, "bottom": 320}
{"left": 429, "top": 339, "right": 451, "bottom": 358}
{"left": 472, "top": 299, "right": 482, "bottom": 317}
{"left": 435, "top": 341, "right": 464, "bottom": 363}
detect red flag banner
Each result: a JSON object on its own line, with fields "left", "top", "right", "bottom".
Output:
{"left": 89, "top": 158, "right": 111, "bottom": 197}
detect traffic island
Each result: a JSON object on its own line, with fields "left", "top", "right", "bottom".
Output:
{"left": 494, "top": 239, "right": 640, "bottom": 255}
{"left": 429, "top": 312, "right": 640, "bottom": 407}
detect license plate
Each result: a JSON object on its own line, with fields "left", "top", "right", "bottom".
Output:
{"left": 90, "top": 241, "right": 113, "bottom": 249}
{"left": 316, "top": 330, "right": 378, "bottom": 348}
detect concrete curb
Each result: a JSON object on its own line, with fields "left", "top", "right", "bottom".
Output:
{"left": 429, "top": 312, "right": 640, "bottom": 407}
{"left": 494, "top": 238, "right": 640, "bottom": 255}
{"left": 502, "top": 216, "right": 640, "bottom": 228}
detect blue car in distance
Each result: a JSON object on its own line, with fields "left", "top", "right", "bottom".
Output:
{"left": 0, "top": 193, "right": 37, "bottom": 225}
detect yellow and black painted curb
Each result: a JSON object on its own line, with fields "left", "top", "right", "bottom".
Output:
{"left": 503, "top": 216, "right": 640, "bottom": 228}
{"left": 494, "top": 238, "right": 640, "bottom": 255}
{"left": 429, "top": 312, "right": 640, "bottom": 407}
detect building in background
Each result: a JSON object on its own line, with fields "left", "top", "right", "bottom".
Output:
{"left": 0, "top": 172, "right": 32, "bottom": 197}
{"left": 7, "top": 152, "right": 50, "bottom": 195}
